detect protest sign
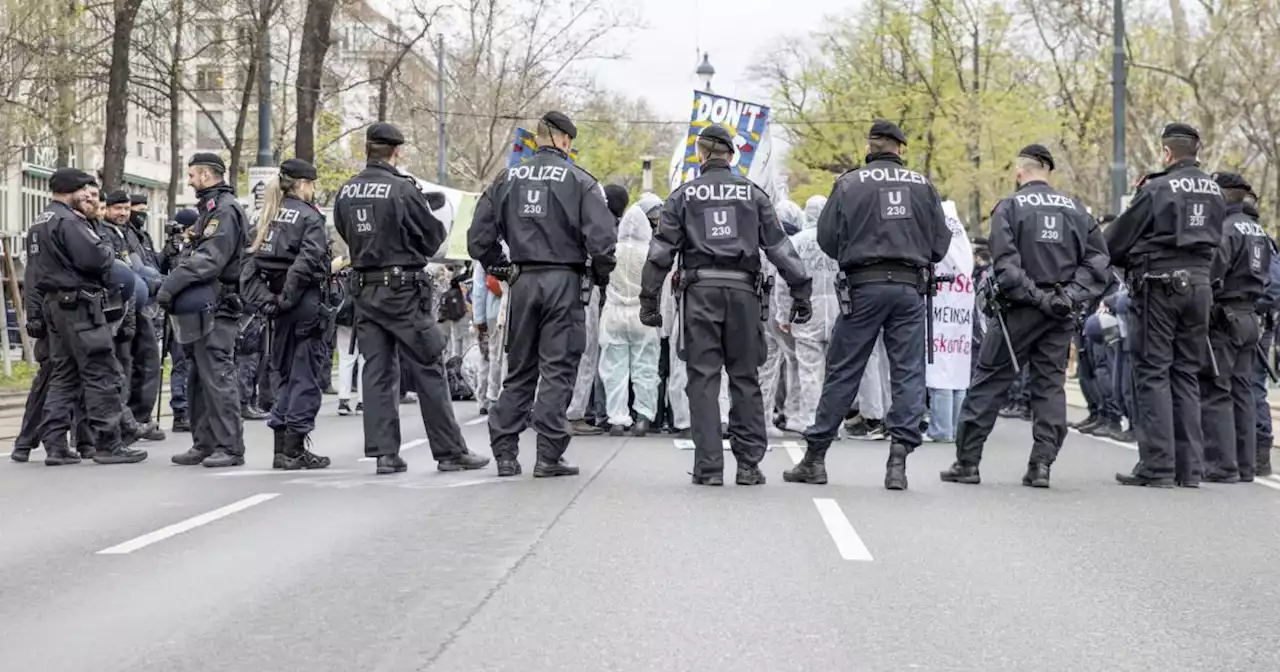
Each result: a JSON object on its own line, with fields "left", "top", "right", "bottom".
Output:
{"left": 926, "top": 200, "right": 976, "bottom": 390}
{"left": 670, "top": 91, "right": 771, "bottom": 188}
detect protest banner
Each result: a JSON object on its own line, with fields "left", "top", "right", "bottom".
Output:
{"left": 669, "top": 91, "right": 771, "bottom": 189}
{"left": 926, "top": 200, "right": 976, "bottom": 390}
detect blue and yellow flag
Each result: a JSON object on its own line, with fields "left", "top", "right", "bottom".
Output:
{"left": 508, "top": 128, "right": 579, "bottom": 168}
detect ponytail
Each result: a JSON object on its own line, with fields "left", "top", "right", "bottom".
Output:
{"left": 248, "top": 174, "right": 297, "bottom": 252}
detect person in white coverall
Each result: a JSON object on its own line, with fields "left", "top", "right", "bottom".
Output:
{"left": 763, "top": 201, "right": 806, "bottom": 434}
{"left": 598, "top": 205, "right": 661, "bottom": 436}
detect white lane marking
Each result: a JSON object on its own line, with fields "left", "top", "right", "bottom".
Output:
{"left": 443, "top": 477, "right": 506, "bottom": 488}
{"left": 209, "top": 469, "right": 357, "bottom": 478}
{"left": 781, "top": 441, "right": 805, "bottom": 465}
{"left": 0, "top": 452, "right": 10, "bottom": 459}
{"left": 1074, "top": 430, "right": 1280, "bottom": 493}
{"left": 464, "top": 416, "right": 488, "bottom": 426}
{"left": 358, "top": 438, "right": 429, "bottom": 462}
{"left": 97, "top": 493, "right": 281, "bottom": 555}
{"left": 1255, "top": 479, "right": 1280, "bottom": 492}
{"left": 673, "top": 439, "right": 774, "bottom": 452}
{"left": 813, "top": 498, "right": 873, "bottom": 562}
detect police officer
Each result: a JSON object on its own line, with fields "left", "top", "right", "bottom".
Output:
{"left": 941, "top": 145, "right": 1110, "bottom": 487}
{"left": 242, "top": 158, "right": 332, "bottom": 470}
{"left": 640, "top": 124, "right": 812, "bottom": 486}
{"left": 468, "top": 111, "right": 617, "bottom": 478}
{"left": 1107, "top": 123, "right": 1225, "bottom": 488}
{"left": 782, "top": 120, "right": 951, "bottom": 490}
{"left": 163, "top": 208, "right": 199, "bottom": 432}
{"left": 1199, "top": 172, "right": 1270, "bottom": 483}
{"left": 120, "top": 193, "right": 164, "bottom": 438}
{"left": 27, "top": 168, "right": 147, "bottom": 465}
{"left": 335, "top": 122, "right": 490, "bottom": 475}
{"left": 162, "top": 154, "right": 250, "bottom": 469}
{"left": 1249, "top": 189, "right": 1280, "bottom": 477}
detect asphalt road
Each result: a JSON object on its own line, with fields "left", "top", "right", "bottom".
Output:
{"left": 3, "top": 397, "right": 1280, "bottom": 672}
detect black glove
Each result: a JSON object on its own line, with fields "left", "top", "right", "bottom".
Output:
{"left": 146, "top": 276, "right": 163, "bottom": 298}
{"left": 25, "top": 319, "right": 45, "bottom": 340}
{"left": 260, "top": 298, "right": 280, "bottom": 318}
{"left": 639, "top": 300, "right": 662, "bottom": 328}
{"left": 790, "top": 297, "right": 813, "bottom": 325}
{"left": 1038, "top": 287, "right": 1072, "bottom": 319}
{"left": 278, "top": 276, "right": 301, "bottom": 312}
{"left": 592, "top": 266, "right": 611, "bottom": 288}
{"left": 156, "top": 286, "right": 174, "bottom": 312}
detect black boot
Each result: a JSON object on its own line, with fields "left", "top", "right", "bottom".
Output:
{"left": 885, "top": 443, "right": 909, "bottom": 491}
{"left": 939, "top": 461, "right": 981, "bottom": 485}
{"left": 691, "top": 472, "right": 724, "bottom": 486}
{"left": 44, "top": 446, "right": 81, "bottom": 466}
{"left": 1115, "top": 472, "right": 1175, "bottom": 488}
{"left": 1088, "top": 418, "right": 1121, "bottom": 437}
{"left": 171, "top": 412, "right": 191, "bottom": 433}
{"left": 171, "top": 448, "right": 209, "bottom": 466}
{"left": 1069, "top": 413, "right": 1098, "bottom": 430}
{"left": 202, "top": 450, "right": 245, "bottom": 468}
{"left": 609, "top": 424, "right": 625, "bottom": 437}
{"left": 534, "top": 457, "right": 579, "bottom": 478}
{"left": 282, "top": 432, "right": 331, "bottom": 470}
{"left": 272, "top": 429, "right": 288, "bottom": 469}
{"left": 496, "top": 459, "right": 522, "bottom": 477}
{"left": 376, "top": 454, "right": 408, "bottom": 475}
{"left": 632, "top": 418, "right": 650, "bottom": 437}
{"left": 92, "top": 445, "right": 148, "bottom": 465}
{"left": 438, "top": 449, "right": 490, "bottom": 472}
{"left": 735, "top": 464, "right": 766, "bottom": 486}
{"left": 1258, "top": 439, "right": 1274, "bottom": 477}
{"left": 1022, "top": 462, "right": 1051, "bottom": 488}
{"left": 11, "top": 447, "right": 30, "bottom": 463}
{"left": 783, "top": 448, "right": 828, "bottom": 485}
{"left": 137, "top": 423, "right": 166, "bottom": 441}
{"left": 241, "top": 405, "right": 268, "bottom": 421}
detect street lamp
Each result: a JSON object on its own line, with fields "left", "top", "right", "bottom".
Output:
{"left": 696, "top": 52, "right": 715, "bottom": 92}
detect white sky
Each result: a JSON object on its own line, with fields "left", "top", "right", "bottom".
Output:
{"left": 587, "top": 0, "right": 858, "bottom": 122}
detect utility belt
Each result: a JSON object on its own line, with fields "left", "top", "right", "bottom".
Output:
{"left": 1128, "top": 268, "right": 1209, "bottom": 297}
{"left": 356, "top": 266, "right": 427, "bottom": 288}
{"left": 676, "top": 268, "right": 773, "bottom": 322}
{"left": 506, "top": 262, "right": 588, "bottom": 303}
{"left": 50, "top": 288, "right": 104, "bottom": 309}
{"left": 834, "top": 262, "right": 926, "bottom": 317}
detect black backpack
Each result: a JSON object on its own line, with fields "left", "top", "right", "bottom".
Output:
{"left": 438, "top": 285, "right": 467, "bottom": 322}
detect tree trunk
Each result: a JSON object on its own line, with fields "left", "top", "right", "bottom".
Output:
{"left": 101, "top": 0, "right": 144, "bottom": 192}
{"left": 378, "top": 79, "right": 388, "bottom": 122}
{"left": 229, "top": 56, "right": 258, "bottom": 188}
{"left": 295, "top": 0, "right": 338, "bottom": 163}
{"left": 166, "top": 0, "right": 185, "bottom": 219}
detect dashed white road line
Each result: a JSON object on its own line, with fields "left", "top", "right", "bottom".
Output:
{"left": 0, "top": 452, "right": 10, "bottom": 459}
{"left": 97, "top": 493, "right": 281, "bottom": 555}
{"left": 673, "top": 439, "right": 775, "bottom": 452}
{"left": 464, "top": 416, "right": 488, "bottom": 426}
{"left": 209, "top": 469, "right": 358, "bottom": 478}
{"left": 1074, "top": 429, "right": 1280, "bottom": 492}
{"left": 358, "top": 438, "right": 429, "bottom": 462}
{"left": 813, "top": 498, "right": 874, "bottom": 561}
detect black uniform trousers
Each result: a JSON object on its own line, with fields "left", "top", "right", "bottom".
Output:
{"left": 803, "top": 283, "right": 927, "bottom": 451}
{"left": 72, "top": 331, "right": 137, "bottom": 450}
{"left": 954, "top": 305, "right": 1073, "bottom": 467}
{"left": 1075, "top": 330, "right": 1103, "bottom": 417}
{"left": 1253, "top": 326, "right": 1274, "bottom": 470}
{"left": 682, "top": 283, "right": 767, "bottom": 477}
{"left": 355, "top": 281, "right": 466, "bottom": 460}
{"left": 1128, "top": 279, "right": 1213, "bottom": 481}
{"left": 188, "top": 316, "right": 245, "bottom": 457}
{"left": 15, "top": 338, "right": 50, "bottom": 451}
{"left": 128, "top": 309, "right": 161, "bottom": 423}
{"left": 267, "top": 288, "right": 326, "bottom": 436}
{"left": 489, "top": 268, "right": 584, "bottom": 462}
{"left": 39, "top": 296, "right": 122, "bottom": 452}
{"left": 1200, "top": 304, "right": 1260, "bottom": 479}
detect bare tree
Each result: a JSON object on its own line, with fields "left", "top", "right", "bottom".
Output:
{"left": 101, "top": 0, "right": 147, "bottom": 191}
{"left": 295, "top": 0, "right": 339, "bottom": 163}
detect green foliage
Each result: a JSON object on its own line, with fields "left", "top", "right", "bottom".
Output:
{"left": 572, "top": 91, "right": 680, "bottom": 199}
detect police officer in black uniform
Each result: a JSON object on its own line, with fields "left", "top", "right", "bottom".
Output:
{"left": 335, "top": 122, "right": 490, "bottom": 475}
{"left": 640, "top": 125, "right": 812, "bottom": 486}
{"left": 468, "top": 111, "right": 617, "bottom": 478}
{"left": 783, "top": 120, "right": 952, "bottom": 490}
{"left": 941, "top": 145, "right": 1111, "bottom": 487}
{"left": 1200, "top": 171, "right": 1270, "bottom": 483}
{"left": 123, "top": 193, "right": 164, "bottom": 436}
{"left": 1107, "top": 123, "right": 1225, "bottom": 488}
{"left": 162, "top": 153, "right": 250, "bottom": 468}
{"left": 28, "top": 168, "right": 147, "bottom": 465}
{"left": 242, "top": 158, "right": 332, "bottom": 470}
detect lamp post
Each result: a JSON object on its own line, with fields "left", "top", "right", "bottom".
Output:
{"left": 696, "top": 52, "right": 715, "bottom": 93}
{"left": 1111, "top": 0, "right": 1127, "bottom": 215}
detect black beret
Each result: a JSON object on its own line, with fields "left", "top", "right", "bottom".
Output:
{"left": 49, "top": 168, "right": 97, "bottom": 194}
{"left": 1212, "top": 171, "right": 1250, "bottom": 191}
{"left": 104, "top": 190, "right": 130, "bottom": 206}
{"left": 603, "top": 184, "right": 630, "bottom": 219}
{"left": 541, "top": 111, "right": 578, "bottom": 140}
{"left": 868, "top": 119, "right": 907, "bottom": 146}
{"left": 188, "top": 152, "right": 226, "bottom": 172}
{"left": 1162, "top": 123, "right": 1200, "bottom": 142}
{"left": 698, "top": 124, "right": 734, "bottom": 150}
{"left": 174, "top": 209, "right": 199, "bottom": 227}
{"left": 129, "top": 193, "right": 148, "bottom": 205}
{"left": 280, "top": 158, "right": 318, "bottom": 181}
{"left": 366, "top": 121, "right": 405, "bottom": 147}
{"left": 1018, "top": 143, "right": 1055, "bottom": 171}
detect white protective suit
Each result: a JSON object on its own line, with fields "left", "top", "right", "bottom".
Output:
{"left": 567, "top": 293, "right": 602, "bottom": 421}
{"left": 775, "top": 196, "right": 840, "bottom": 430}
{"left": 762, "top": 201, "right": 807, "bottom": 432}
{"left": 597, "top": 206, "right": 662, "bottom": 427}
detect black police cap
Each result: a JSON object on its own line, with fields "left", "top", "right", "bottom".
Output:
{"left": 49, "top": 168, "right": 97, "bottom": 194}
{"left": 1162, "top": 123, "right": 1200, "bottom": 142}
{"left": 1017, "top": 143, "right": 1055, "bottom": 171}
{"left": 280, "top": 158, "right": 318, "bottom": 181}
{"left": 174, "top": 209, "right": 199, "bottom": 228}
{"left": 104, "top": 190, "right": 131, "bottom": 206}
{"left": 1212, "top": 171, "right": 1251, "bottom": 191}
{"left": 868, "top": 119, "right": 907, "bottom": 146}
{"left": 541, "top": 111, "right": 578, "bottom": 140}
{"left": 129, "top": 193, "right": 148, "bottom": 206}
{"left": 188, "top": 152, "right": 226, "bottom": 172}
{"left": 366, "top": 122, "right": 405, "bottom": 147}
{"left": 698, "top": 124, "right": 735, "bottom": 150}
